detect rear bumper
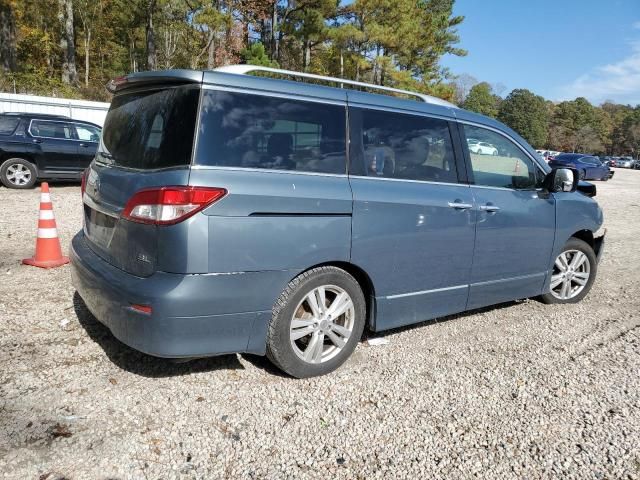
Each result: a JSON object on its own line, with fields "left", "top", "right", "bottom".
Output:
{"left": 70, "top": 231, "right": 289, "bottom": 358}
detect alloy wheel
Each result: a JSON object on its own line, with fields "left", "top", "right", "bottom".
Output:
{"left": 549, "top": 249, "right": 591, "bottom": 300}
{"left": 289, "top": 285, "right": 355, "bottom": 364}
{"left": 6, "top": 163, "right": 32, "bottom": 186}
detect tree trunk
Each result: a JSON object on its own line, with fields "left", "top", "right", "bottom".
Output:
{"left": 0, "top": 1, "right": 17, "bottom": 72}
{"left": 145, "top": 0, "right": 157, "bottom": 71}
{"left": 303, "top": 40, "right": 311, "bottom": 71}
{"left": 84, "top": 27, "right": 90, "bottom": 87}
{"left": 58, "top": 0, "right": 78, "bottom": 84}
{"left": 270, "top": 1, "right": 278, "bottom": 60}
{"left": 206, "top": 30, "right": 215, "bottom": 69}
{"left": 340, "top": 49, "right": 344, "bottom": 78}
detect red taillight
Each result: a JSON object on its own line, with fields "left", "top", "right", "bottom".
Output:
{"left": 122, "top": 186, "right": 227, "bottom": 225}
{"left": 130, "top": 304, "right": 152, "bottom": 315}
{"left": 80, "top": 168, "right": 88, "bottom": 197}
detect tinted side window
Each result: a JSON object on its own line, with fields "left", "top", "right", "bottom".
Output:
{"left": 195, "top": 90, "right": 346, "bottom": 174}
{"left": 31, "top": 120, "right": 73, "bottom": 139}
{"left": 0, "top": 117, "right": 19, "bottom": 135}
{"left": 349, "top": 108, "right": 458, "bottom": 183}
{"left": 463, "top": 125, "right": 541, "bottom": 190}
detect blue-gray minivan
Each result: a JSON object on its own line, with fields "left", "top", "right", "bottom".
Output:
{"left": 70, "top": 66, "right": 605, "bottom": 378}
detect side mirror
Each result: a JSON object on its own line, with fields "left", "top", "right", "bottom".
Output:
{"left": 543, "top": 167, "right": 578, "bottom": 193}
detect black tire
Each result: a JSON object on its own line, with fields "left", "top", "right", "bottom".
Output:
{"left": 266, "top": 266, "right": 366, "bottom": 378}
{"left": 0, "top": 158, "right": 37, "bottom": 189}
{"left": 539, "top": 237, "right": 597, "bottom": 304}
{"left": 578, "top": 169, "right": 586, "bottom": 180}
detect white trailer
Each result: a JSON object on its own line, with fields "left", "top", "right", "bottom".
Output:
{"left": 0, "top": 92, "right": 110, "bottom": 126}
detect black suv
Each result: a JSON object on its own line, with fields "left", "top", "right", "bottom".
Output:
{"left": 0, "top": 112, "right": 101, "bottom": 188}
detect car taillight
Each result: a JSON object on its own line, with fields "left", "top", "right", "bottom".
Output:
{"left": 80, "top": 168, "right": 88, "bottom": 197}
{"left": 122, "top": 186, "right": 227, "bottom": 225}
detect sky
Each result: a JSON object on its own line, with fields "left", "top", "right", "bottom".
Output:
{"left": 440, "top": 0, "right": 640, "bottom": 105}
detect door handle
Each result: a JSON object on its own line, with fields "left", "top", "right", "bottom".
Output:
{"left": 479, "top": 204, "right": 500, "bottom": 212}
{"left": 448, "top": 201, "right": 473, "bottom": 210}
{"left": 79, "top": 143, "right": 88, "bottom": 147}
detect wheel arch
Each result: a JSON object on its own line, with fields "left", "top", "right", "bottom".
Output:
{"left": 570, "top": 229, "right": 595, "bottom": 250}
{"left": 0, "top": 153, "right": 38, "bottom": 169}
{"left": 293, "top": 261, "right": 377, "bottom": 332}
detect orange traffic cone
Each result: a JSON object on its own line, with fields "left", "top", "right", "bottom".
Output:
{"left": 22, "top": 182, "right": 69, "bottom": 268}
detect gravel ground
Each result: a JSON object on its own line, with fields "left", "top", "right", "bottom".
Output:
{"left": 1, "top": 170, "right": 639, "bottom": 480}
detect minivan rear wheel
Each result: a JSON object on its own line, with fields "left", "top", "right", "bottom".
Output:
{"left": 0, "top": 158, "right": 37, "bottom": 189}
{"left": 266, "top": 266, "right": 366, "bottom": 378}
{"left": 539, "top": 237, "right": 597, "bottom": 304}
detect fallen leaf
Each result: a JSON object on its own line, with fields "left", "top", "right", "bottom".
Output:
{"left": 48, "top": 423, "right": 72, "bottom": 438}
{"left": 109, "top": 378, "right": 117, "bottom": 385}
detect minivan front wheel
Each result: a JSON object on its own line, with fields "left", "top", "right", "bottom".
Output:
{"left": 540, "top": 238, "right": 597, "bottom": 304}
{"left": 0, "top": 158, "right": 37, "bottom": 189}
{"left": 267, "top": 266, "right": 366, "bottom": 378}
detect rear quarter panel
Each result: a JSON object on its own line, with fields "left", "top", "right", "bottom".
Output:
{"left": 187, "top": 168, "right": 352, "bottom": 273}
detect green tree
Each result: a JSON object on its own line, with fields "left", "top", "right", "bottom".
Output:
{"left": 498, "top": 89, "right": 548, "bottom": 147}
{"left": 462, "top": 82, "right": 500, "bottom": 117}
{"left": 241, "top": 41, "right": 278, "bottom": 67}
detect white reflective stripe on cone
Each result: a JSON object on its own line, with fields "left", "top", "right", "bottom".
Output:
{"left": 37, "top": 228, "right": 58, "bottom": 238}
{"left": 41, "top": 193, "right": 51, "bottom": 202}
{"left": 39, "top": 210, "right": 55, "bottom": 220}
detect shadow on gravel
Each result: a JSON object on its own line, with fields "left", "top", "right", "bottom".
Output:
{"left": 239, "top": 353, "right": 290, "bottom": 378}
{"left": 73, "top": 292, "right": 244, "bottom": 378}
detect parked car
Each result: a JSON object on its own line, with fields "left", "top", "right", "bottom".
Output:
{"left": 548, "top": 153, "right": 612, "bottom": 181}
{"left": 70, "top": 66, "right": 606, "bottom": 378}
{"left": 617, "top": 157, "right": 635, "bottom": 168}
{"left": 468, "top": 140, "right": 498, "bottom": 155}
{"left": 0, "top": 112, "right": 101, "bottom": 189}
{"left": 600, "top": 156, "right": 612, "bottom": 167}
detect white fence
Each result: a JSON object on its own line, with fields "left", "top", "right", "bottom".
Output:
{"left": 0, "top": 93, "right": 110, "bottom": 126}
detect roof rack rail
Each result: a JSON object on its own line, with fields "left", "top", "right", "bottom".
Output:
{"left": 214, "top": 64, "right": 457, "bottom": 108}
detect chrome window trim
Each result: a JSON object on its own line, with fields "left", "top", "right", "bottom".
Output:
{"left": 470, "top": 184, "right": 517, "bottom": 192}
{"left": 189, "top": 164, "right": 348, "bottom": 178}
{"left": 348, "top": 174, "right": 466, "bottom": 188}
{"left": 27, "top": 118, "right": 102, "bottom": 143}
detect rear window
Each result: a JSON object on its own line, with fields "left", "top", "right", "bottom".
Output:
{"left": 195, "top": 90, "right": 347, "bottom": 174}
{"left": 0, "top": 116, "right": 19, "bottom": 135}
{"left": 98, "top": 85, "right": 199, "bottom": 169}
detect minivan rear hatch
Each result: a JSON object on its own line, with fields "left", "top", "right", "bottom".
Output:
{"left": 83, "top": 80, "right": 201, "bottom": 276}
